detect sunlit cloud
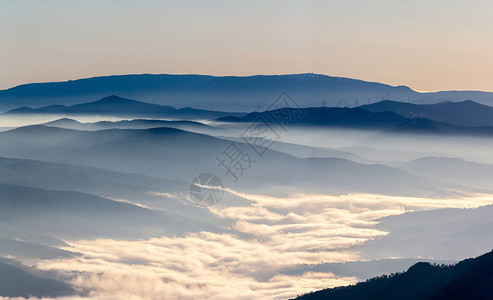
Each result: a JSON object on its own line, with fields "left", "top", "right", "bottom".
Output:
{"left": 30, "top": 191, "right": 493, "bottom": 299}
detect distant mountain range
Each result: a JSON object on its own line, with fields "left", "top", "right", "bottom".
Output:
{"left": 2, "top": 73, "right": 493, "bottom": 111}
{"left": 5, "top": 94, "right": 493, "bottom": 137}
{"left": 3, "top": 95, "right": 244, "bottom": 119}
{"left": 294, "top": 250, "right": 493, "bottom": 300}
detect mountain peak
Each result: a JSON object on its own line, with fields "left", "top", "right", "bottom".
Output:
{"left": 44, "top": 118, "right": 82, "bottom": 125}
{"left": 96, "top": 95, "right": 134, "bottom": 103}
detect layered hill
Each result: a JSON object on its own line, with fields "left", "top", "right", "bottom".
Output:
{"left": 0, "top": 182, "right": 215, "bottom": 240}
{"left": 218, "top": 106, "right": 493, "bottom": 137}
{"left": 3, "top": 95, "right": 244, "bottom": 119}
{"left": 0, "top": 125, "right": 444, "bottom": 197}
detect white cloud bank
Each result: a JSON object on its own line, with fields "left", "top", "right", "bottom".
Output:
{"left": 31, "top": 192, "right": 493, "bottom": 300}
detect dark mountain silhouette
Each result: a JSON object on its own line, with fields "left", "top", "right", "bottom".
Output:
{"left": 377, "top": 117, "right": 493, "bottom": 137}
{"left": 218, "top": 106, "right": 493, "bottom": 137}
{"left": 5, "top": 95, "right": 174, "bottom": 116}
{"left": 218, "top": 107, "right": 408, "bottom": 129}
{"left": 169, "top": 106, "right": 245, "bottom": 119}
{"left": 3, "top": 73, "right": 493, "bottom": 112}
{"left": 43, "top": 117, "right": 82, "bottom": 127}
{"left": 3, "top": 95, "right": 244, "bottom": 119}
{"left": 0, "top": 257, "right": 76, "bottom": 298}
{"left": 65, "top": 94, "right": 176, "bottom": 115}
{"left": 385, "top": 118, "right": 453, "bottom": 134}
{"left": 281, "top": 258, "right": 455, "bottom": 282}
{"left": 294, "top": 250, "right": 493, "bottom": 300}
{"left": 361, "top": 99, "right": 493, "bottom": 127}
{"left": 8, "top": 97, "right": 493, "bottom": 136}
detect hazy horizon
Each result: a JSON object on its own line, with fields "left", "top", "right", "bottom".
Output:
{"left": 2, "top": 0, "right": 493, "bottom": 91}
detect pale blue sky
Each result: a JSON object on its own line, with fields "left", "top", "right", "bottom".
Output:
{"left": 1, "top": 0, "right": 493, "bottom": 91}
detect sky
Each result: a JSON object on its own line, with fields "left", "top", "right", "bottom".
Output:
{"left": 1, "top": 0, "right": 493, "bottom": 91}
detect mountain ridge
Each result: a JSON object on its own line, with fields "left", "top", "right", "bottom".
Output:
{"left": 361, "top": 99, "right": 493, "bottom": 126}
{"left": 3, "top": 95, "right": 244, "bottom": 119}
{"left": 217, "top": 105, "right": 493, "bottom": 137}
{"left": 3, "top": 73, "right": 493, "bottom": 111}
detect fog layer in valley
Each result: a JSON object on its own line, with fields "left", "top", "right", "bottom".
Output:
{"left": 1, "top": 98, "right": 493, "bottom": 299}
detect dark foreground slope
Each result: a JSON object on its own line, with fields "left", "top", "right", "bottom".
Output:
{"left": 0, "top": 258, "right": 76, "bottom": 298}
{"left": 294, "top": 250, "right": 493, "bottom": 300}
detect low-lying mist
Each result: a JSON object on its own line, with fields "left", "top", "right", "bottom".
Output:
{"left": 2, "top": 111, "right": 493, "bottom": 299}
{"left": 30, "top": 190, "right": 493, "bottom": 300}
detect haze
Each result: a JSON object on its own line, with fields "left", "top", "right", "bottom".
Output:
{"left": 2, "top": 1, "right": 493, "bottom": 299}
{"left": 2, "top": 0, "right": 493, "bottom": 91}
